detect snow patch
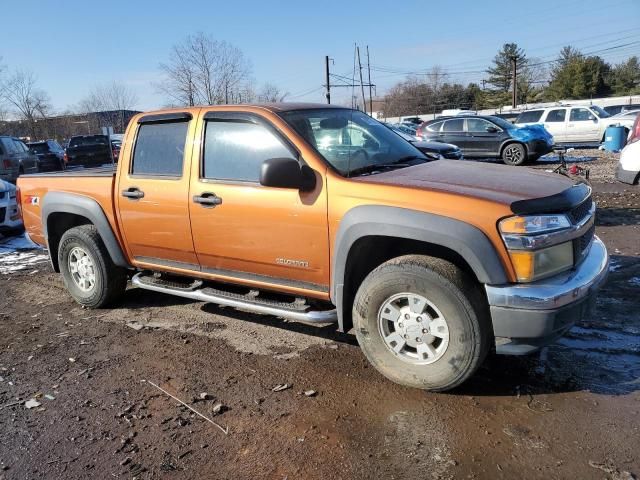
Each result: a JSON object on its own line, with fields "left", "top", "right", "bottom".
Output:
{"left": 0, "top": 234, "right": 48, "bottom": 274}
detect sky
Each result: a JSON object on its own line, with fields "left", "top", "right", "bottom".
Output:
{"left": 1, "top": 0, "right": 639, "bottom": 112}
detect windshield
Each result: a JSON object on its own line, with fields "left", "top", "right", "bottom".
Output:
{"left": 486, "top": 116, "right": 515, "bottom": 130}
{"left": 591, "top": 106, "right": 611, "bottom": 118}
{"left": 280, "top": 109, "right": 426, "bottom": 176}
{"left": 69, "top": 135, "right": 109, "bottom": 148}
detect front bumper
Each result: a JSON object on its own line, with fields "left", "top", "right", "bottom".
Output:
{"left": 526, "top": 139, "right": 554, "bottom": 159}
{"left": 615, "top": 163, "right": 638, "bottom": 185}
{"left": 485, "top": 236, "right": 609, "bottom": 355}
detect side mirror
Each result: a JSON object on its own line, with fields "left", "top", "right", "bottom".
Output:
{"left": 260, "top": 157, "right": 316, "bottom": 191}
{"left": 486, "top": 126, "right": 499, "bottom": 133}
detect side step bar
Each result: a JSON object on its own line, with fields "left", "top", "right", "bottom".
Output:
{"left": 131, "top": 272, "right": 338, "bottom": 324}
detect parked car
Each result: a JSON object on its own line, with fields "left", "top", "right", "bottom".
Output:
{"left": 492, "top": 112, "right": 520, "bottom": 124}
{"left": 515, "top": 105, "right": 636, "bottom": 145}
{"left": 393, "top": 123, "right": 418, "bottom": 136}
{"left": 111, "top": 139, "right": 122, "bottom": 162}
{"left": 27, "top": 140, "right": 66, "bottom": 172}
{"left": 0, "top": 136, "right": 39, "bottom": 182}
{"left": 64, "top": 135, "right": 114, "bottom": 168}
{"left": 18, "top": 103, "right": 608, "bottom": 392}
{"left": 603, "top": 104, "right": 640, "bottom": 116}
{"left": 616, "top": 114, "right": 640, "bottom": 185}
{"left": 0, "top": 179, "right": 23, "bottom": 236}
{"left": 416, "top": 115, "right": 553, "bottom": 165}
{"left": 384, "top": 123, "right": 463, "bottom": 159}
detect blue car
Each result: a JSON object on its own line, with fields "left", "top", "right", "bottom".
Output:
{"left": 416, "top": 115, "right": 554, "bottom": 165}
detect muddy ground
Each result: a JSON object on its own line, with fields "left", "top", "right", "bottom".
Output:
{"left": 0, "top": 156, "right": 639, "bottom": 479}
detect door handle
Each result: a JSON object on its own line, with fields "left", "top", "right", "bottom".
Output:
{"left": 121, "top": 187, "right": 145, "bottom": 199}
{"left": 193, "top": 192, "right": 222, "bottom": 207}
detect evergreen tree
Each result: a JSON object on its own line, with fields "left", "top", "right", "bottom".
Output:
{"left": 609, "top": 56, "right": 640, "bottom": 95}
{"left": 486, "top": 43, "right": 526, "bottom": 92}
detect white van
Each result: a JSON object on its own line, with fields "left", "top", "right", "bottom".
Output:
{"left": 515, "top": 105, "right": 635, "bottom": 145}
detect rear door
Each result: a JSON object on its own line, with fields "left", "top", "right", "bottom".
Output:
{"left": 188, "top": 110, "right": 329, "bottom": 293}
{"left": 14, "top": 140, "right": 38, "bottom": 173}
{"left": 116, "top": 112, "right": 199, "bottom": 269}
{"left": 465, "top": 118, "right": 503, "bottom": 156}
{"left": 567, "top": 107, "right": 599, "bottom": 143}
{"left": 440, "top": 119, "right": 469, "bottom": 153}
{"left": 541, "top": 108, "right": 567, "bottom": 142}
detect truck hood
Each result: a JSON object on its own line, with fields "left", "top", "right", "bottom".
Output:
{"left": 354, "top": 160, "right": 586, "bottom": 211}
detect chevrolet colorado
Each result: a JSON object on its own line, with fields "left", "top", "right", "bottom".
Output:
{"left": 17, "top": 104, "right": 609, "bottom": 391}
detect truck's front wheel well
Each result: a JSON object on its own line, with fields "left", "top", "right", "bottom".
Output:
{"left": 47, "top": 213, "right": 92, "bottom": 272}
{"left": 340, "top": 236, "right": 479, "bottom": 332}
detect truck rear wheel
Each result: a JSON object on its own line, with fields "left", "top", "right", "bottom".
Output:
{"left": 58, "top": 225, "right": 127, "bottom": 308}
{"left": 352, "top": 255, "right": 491, "bottom": 391}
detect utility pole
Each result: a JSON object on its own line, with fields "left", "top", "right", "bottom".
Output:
{"left": 366, "top": 46, "right": 373, "bottom": 115}
{"left": 325, "top": 56, "right": 331, "bottom": 104}
{"left": 511, "top": 56, "right": 517, "bottom": 109}
{"left": 481, "top": 79, "right": 487, "bottom": 90}
{"left": 357, "top": 46, "right": 366, "bottom": 114}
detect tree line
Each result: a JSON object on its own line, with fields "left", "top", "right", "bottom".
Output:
{"left": 382, "top": 43, "right": 640, "bottom": 118}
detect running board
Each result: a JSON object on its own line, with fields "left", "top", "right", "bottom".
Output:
{"left": 131, "top": 272, "right": 337, "bottom": 324}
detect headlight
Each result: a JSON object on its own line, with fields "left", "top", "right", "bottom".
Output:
{"left": 499, "top": 214, "right": 574, "bottom": 282}
{"left": 508, "top": 242, "right": 574, "bottom": 282}
{"left": 500, "top": 214, "right": 571, "bottom": 235}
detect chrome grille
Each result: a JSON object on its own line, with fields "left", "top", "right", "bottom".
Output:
{"left": 575, "top": 223, "right": 595, "bottom": 264}
{"left": 568, "top": 196, "right": 593, "bottom": 224}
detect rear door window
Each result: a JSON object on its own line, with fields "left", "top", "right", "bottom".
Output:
{"left": 545, "top": 109, "right": 566, "bottom": 122}
{"left": 202, "top": 120, "right": 294, "bottom": 183}
{"left": 13, "top": 140, "right": 28, "bottom": 153}
{"left": 516, "top": 110, "right": 543, "bottom": 123}
{"left": 442, "top": 119, "right": 464, "bottom": 132}
{"left": 131, "top": 121, "right": 189, "bottom": 176}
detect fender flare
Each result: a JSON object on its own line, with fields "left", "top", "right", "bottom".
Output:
{"left": 41, "top": 191, "right": 129, "bottom": 268}
{"left": 331, "top": 205, "right": 508, "bottom": 330}
{"left": 499, "top": 139, "right": 527, "bottom": 157}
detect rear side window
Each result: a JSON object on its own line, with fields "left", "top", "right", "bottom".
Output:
{"left": 131, "top": 121, "right": 189, "bottom": 176}
{"left": 545, "top": 109, "right": 566, "bottom": 122}
{"left": 442, "top": 119, "right": 464, "bottom": 132}
{"left": 426, "top": 121, "right": 443, "bottom": 132}
{"left": 13, "top": 140, "right": 28, "bottom": 152}
{"left": 516, "top": 110, "right": 543, "bottom": 123}
{"left": 203, "top": 120, "right": 293, "bottom": 182}
{"left": 1, "top": 139, "right": 17, "bottom": 154}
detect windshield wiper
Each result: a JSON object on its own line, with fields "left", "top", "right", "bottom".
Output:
{"left": 348, "top": 155, "right": 426, "bottom": 177}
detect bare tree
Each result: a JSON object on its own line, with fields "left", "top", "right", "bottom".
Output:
{"left": 2, "top": 70, "right": 51, "bottom": 139}
{"left": 158, "top": 33, "right": 252, "bottom": 106}
{"left": 79, "top": 81, "right": 139, "bottom": 132}
{"left": 257, "top": 83, "right": 288, "bottom": 102}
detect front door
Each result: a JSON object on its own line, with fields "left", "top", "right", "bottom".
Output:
{"left": 465, "top": 118, "right": 502, "bottom": 156}
{"left": 567, "top": 108, "right": 599, "bottom": 143}
{"left": 188, "top": 110, "right": 329, "bottom": 294}
{"left": 116, "top": 113, "right": 199, "bottom": 269}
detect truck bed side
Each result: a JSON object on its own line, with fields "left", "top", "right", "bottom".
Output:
{"left": 17, "top": 167, "right": 122, "bottom": 256}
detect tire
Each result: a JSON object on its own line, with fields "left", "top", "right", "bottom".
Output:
{"left": 353, "top": 255, "right": 492, "bottom": 391}
{"left": 501, "top": 143, "right": 527, "bottom": 166}
{"left": 58, "top": 225, "right": 127, "bottom": 308}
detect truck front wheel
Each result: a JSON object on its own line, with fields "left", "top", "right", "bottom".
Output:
{"left": 352, "top": 255, "right": 491, "bottom": 391}
{"left": 58, "top": 225, "right": 127, "bottom": 308}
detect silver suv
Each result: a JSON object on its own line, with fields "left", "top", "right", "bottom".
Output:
{"left": 0, "top": 136, "right": 39, "bottom": 183}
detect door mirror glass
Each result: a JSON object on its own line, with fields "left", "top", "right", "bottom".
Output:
{"left": 260, "top": 157, "right": 316, "bottom": 191}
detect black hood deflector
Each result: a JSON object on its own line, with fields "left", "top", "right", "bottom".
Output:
{"left": 510, "top": 182, "right": 591, "bottom": 215}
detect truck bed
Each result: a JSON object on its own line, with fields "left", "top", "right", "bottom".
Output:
{"left": 17, "top": 167, "right": 119, "bottom": 249}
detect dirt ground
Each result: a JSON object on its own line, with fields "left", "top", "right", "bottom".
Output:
{"left": 1, "top": 154, "right": 639, "bottom": 479}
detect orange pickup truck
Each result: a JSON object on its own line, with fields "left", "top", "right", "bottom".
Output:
{"left": 17, "top": 104, "right": 609, "bottom": 391}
